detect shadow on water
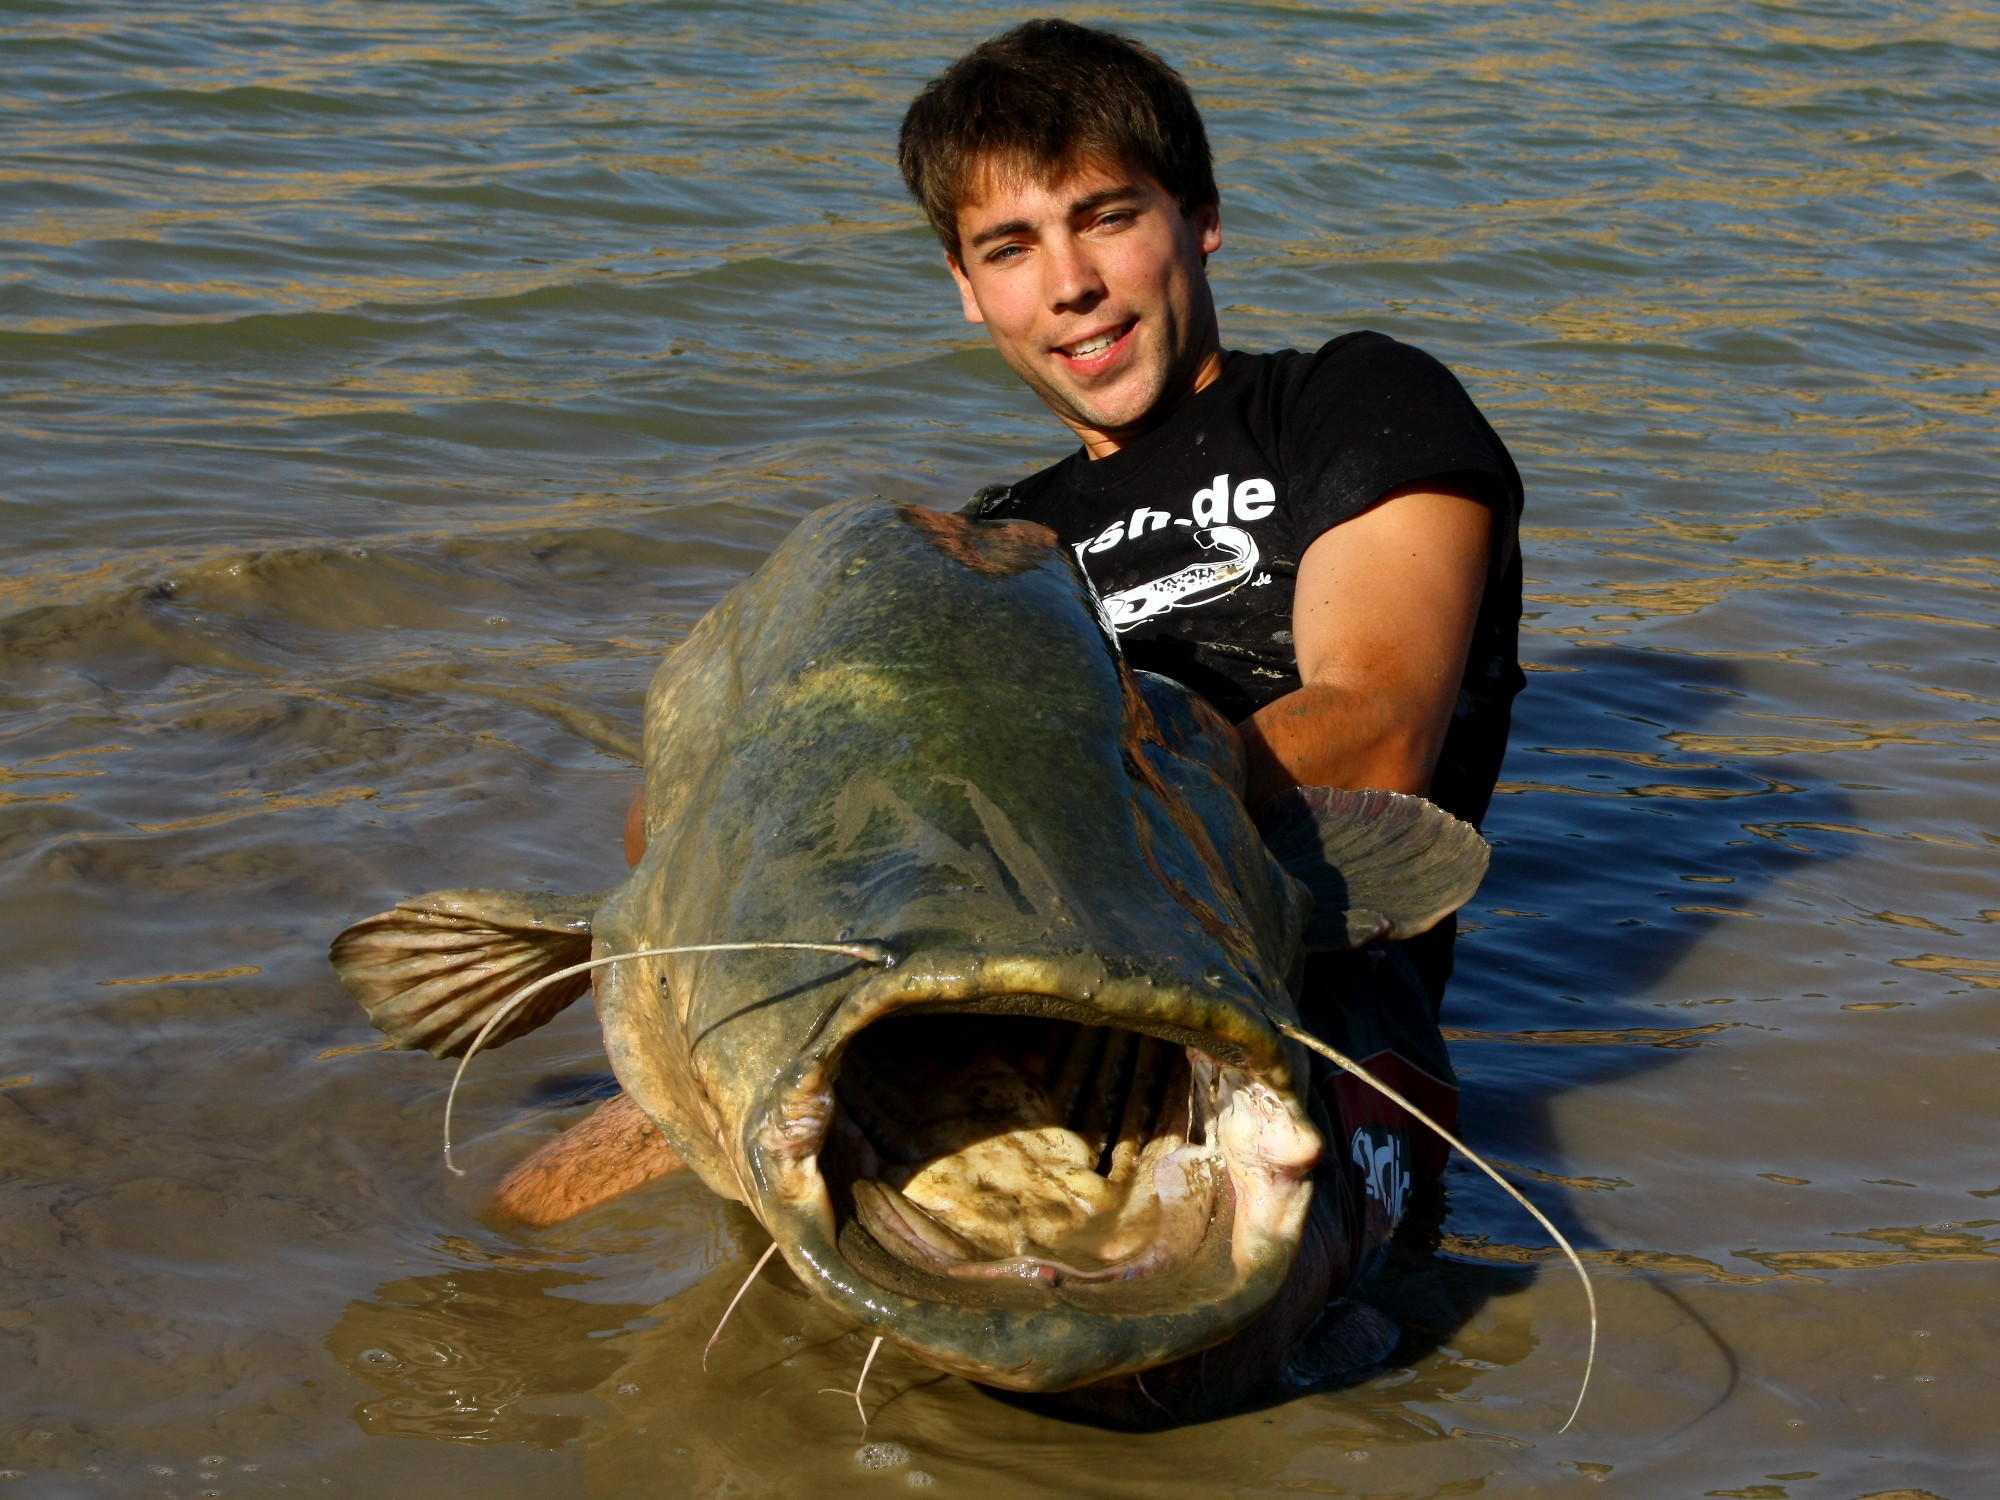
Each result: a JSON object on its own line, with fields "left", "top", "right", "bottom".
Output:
{"left": 321, "top": 640, "right": 1858, "bottom": 1458}
{"left": 1319, "top": 640, "right": 1860, "bottom": 1402}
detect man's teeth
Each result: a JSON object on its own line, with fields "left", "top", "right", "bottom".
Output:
{"left": 1065, "top": 331, "right": 1118, "bottom": 358}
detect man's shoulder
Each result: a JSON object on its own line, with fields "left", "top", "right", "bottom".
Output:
{"left": 1206, "top": 331, "right": 1470, "bottom": 430}
{"left": 1266, "top": 332, "right": 1508, "bottom": 473}
{"left": 1243, "top": 328, "right": 1388, "bottom": 370}
{"left": 1254, "top": 329, "right": 1458, "bottom": 394}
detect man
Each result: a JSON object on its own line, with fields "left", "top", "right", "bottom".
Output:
{"left": 897, "top": 19, "right": 1523, "bottom": 1013}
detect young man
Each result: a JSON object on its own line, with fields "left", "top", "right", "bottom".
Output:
{"left": 898, "top": 20, "right": 1524, "bottom": 1012}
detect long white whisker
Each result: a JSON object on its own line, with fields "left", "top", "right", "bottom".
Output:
{"left": 442, "top": 939, "right": 893, "bottom": 1175}
{"left": 1273, "top": 1018, "right": 1599, "bottom": 1434}
{"left": 817, "top": 1333, "right": 886, "bottom": 1433}
{"left": 703, "top": 1241, "right": 778, "bottom": 1372}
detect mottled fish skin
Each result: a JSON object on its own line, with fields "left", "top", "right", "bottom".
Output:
{"left": 591, "top": 499, "right": 1325, "bottom": 1393}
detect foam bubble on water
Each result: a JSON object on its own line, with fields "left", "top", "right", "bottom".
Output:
{"left": 906, "top": 1472, "right": 935, "bottom": 1488}
{"left": 856, "top": 1442, "right": 911, "bottom": 1470}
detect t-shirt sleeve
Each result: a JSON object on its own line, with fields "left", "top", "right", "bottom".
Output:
{"left": 1277, "top": 332, "right": 1523, "bottom": 550}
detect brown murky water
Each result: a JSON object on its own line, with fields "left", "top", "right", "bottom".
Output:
{"left": 2, "top": 2, "right": 1997, "bottom": 1496}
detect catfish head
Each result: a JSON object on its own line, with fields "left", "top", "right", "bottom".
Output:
{"left": 331, "top": 498, "right": 1487, "bottom": 1407}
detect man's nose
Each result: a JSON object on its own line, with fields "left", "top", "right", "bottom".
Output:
{"left": 1043, "top": 234, "right": 1106, "bottom": 313}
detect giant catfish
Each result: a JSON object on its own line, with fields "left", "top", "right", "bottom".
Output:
{"left": 329, "top": 498, "right": 1493, "bottom": 1428}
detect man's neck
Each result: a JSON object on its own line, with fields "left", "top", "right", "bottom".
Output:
{"left": 1068, "top": 346, "right": 1226, "bottom": 460}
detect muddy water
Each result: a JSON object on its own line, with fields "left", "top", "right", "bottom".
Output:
{"left": 2, "top": 1, "right": 1997, "bottom": 1495}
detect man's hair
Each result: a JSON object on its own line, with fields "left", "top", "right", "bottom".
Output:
{"left": 898, "top": 19, "right": 1216, "bottom": 261}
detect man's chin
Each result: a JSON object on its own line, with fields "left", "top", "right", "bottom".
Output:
{"left": 1043, "top": 376, "right": 1174, "bottom": 446}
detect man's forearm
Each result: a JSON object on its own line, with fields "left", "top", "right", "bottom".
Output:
{"left": 1237, "top": 488, "right": 1491, "bottom": 812}
{"left": 1237, "top": 682, "right": 1442, "bottom": 811}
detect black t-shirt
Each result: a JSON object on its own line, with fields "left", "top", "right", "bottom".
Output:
{"left": 975, "top": 331, "right": 1524, "bottom": 831}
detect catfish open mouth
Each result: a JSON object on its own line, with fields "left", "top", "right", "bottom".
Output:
{"left": 803, "top": 1005, "right": 1323, "bottom": 1316}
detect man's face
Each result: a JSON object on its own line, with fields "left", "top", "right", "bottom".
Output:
{"left": 948, "top": 157, "right": 1222, "bottom": 454}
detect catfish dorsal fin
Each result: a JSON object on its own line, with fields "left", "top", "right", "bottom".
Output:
{"left": 1257, "top": 787, "right": 1489, "bottom": 951}
{"left": 328, "top": 888, "right": 607, "bottom": 1059}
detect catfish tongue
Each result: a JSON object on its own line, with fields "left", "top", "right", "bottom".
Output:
{"left": 837, "top": 1017, "right": 1211, "bottom": 1282}
{"left": 899, "top": 1118, "right": 1120, "bottom": 1258}
{"left": 852, "top": 1134, "right": 1218, "bottom": 1285}
{"left": 839, "top": 1040, "right": 1120, "bottom": 1265}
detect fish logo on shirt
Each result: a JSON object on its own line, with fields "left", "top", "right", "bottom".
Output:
{"left": 1098, "top": 525, "right": 1261, "bottom": 631}
{"left": 1071, "top": 472, "right": 1275, "bottom": 632}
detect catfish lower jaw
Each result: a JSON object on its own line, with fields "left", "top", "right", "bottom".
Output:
{"left": 750, "top": 1003, "right": 1321, "bottom": 1393}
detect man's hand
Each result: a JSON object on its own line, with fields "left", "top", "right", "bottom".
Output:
{"left": 1238, "top": 483, "right": 1493, "bottom": 810}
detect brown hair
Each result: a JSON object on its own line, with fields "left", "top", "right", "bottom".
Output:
{"left": 897, "top": 19, "right": 1217, "bottom": 262}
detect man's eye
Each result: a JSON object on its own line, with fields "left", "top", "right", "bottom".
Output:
{"left": 986, "top": 244, "right": 1027, "bottom": 264}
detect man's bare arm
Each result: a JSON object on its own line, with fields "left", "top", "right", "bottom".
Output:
{"left": 1238, "top": 484, "right": 1494, "bottom": 810}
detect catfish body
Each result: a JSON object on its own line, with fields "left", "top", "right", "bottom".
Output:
{"left": 331, "top": 498, "right": 1487, "bottom": 1423}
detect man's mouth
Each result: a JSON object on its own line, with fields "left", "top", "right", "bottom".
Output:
{"left": 1055, "top": 320, "right": 1136, "bottom": 370}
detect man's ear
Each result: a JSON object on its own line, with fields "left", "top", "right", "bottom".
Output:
{"left": 1191, "top": 201, "right": 1222, "bottom": 261}
{"left": 945, "top": 255, "right": 986, "bottom": 325}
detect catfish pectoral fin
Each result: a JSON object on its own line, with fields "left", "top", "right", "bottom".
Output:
{"left": 328, "top": 887, "right": 607, "bottom": 1058}
{"left": 1280, "top": 1299, "right": 1402, "bottom": 1389}
{"left": 490, "top": 1093, "right": 687, "bottom": 1228}
{"left": 1257, "top": 787, "right": 1490, "bottom": 949}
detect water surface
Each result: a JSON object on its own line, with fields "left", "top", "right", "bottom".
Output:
{"left": 2, "top": 2, "right": 1997, "bottom": 1496}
